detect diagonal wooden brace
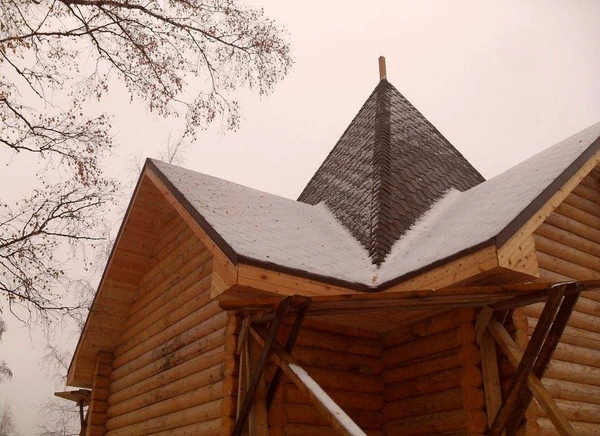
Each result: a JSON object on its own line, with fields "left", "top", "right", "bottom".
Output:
{"left": 251, "top": 325, "right": 367, "bottom": 436}
{"left": 489, "top": 285, "right": 567, "bottom": 435}
{"left": 505, "top": 289, "right": 581, "bottom": 434}
{"left": 232, "top": 296, "right": 292, "bottom": 436}
{"left": 266, "top": 297, "right": 311, "bottom": 410}
{"left": 487, "top": 313, "right": 577, "bottom": 435}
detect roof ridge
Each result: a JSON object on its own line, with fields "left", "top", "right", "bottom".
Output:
{"left": 371, "top": 80, "right": 393, "bottom": 265}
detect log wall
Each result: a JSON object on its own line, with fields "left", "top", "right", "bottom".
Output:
{"left": 524, "top": 169, "right": 600, "bottom": 435}
{"left": 272, "top": 318, "right": 385, "bottom": 435}
{"left": 380, "top": 308, "right": 486, "bottom": 435}
{"left": 100, "top": 212, "right": 236, "bottom": 436}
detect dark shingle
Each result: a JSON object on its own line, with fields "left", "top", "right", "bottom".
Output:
{"left": 298, "top": 79, "right": 485, "bottom": 265}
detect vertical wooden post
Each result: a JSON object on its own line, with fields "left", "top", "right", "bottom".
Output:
{"left": 477, "top": 307, "right": 503, "bottom": 427}
{"left": 249, "top": 337, "right": 269, "bottom": 436}
{"left": 379, "top": 56, "right": 387, "bottom": 81}
{"left": 459, "top": 308, "right": 487, "bottom": 434}
{"left": 85, "top": 351, "right": 113, "bottom": 436}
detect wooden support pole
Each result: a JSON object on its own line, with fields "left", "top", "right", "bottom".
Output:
{"left": 250, "top": 326, "right": 367, "bottom": 436}
{"left": 489, "top": 287, "right": 566, "bottom": 435}
{"left": 266, "top": 299, "right": 310, "bottom": 411}
{"left": 506, "top": 290, "right": 581, "bottom": 434}
{"left": 232, "top": 297, "right": 291, "bottom": 436}
{"left": 476, "top": 307, "right": 503, "bottom": 427}
{"left": 487, "top": 319, "right": 576, "bottom": 435}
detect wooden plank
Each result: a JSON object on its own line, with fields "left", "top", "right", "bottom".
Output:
{"left": 250, "top": 327, "right": 367, "bottom": 436}
{"left": 489, "top": 287, "right": 565, "bottom": 435}
{"left": 267, "top": 300, "right": 310, "bottom": 410}
{"left": 487, "top": 319, "right": 576, "bottom": 435}
{"left": 233, "top": 297, "right": 292, "bottom": 435}
{"left": 506, "top": 291, "right": 581, "bottom": 434}
{"left": 476, "top": 307, "right": 502, "bottom": 426}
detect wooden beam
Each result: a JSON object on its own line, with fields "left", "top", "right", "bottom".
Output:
{"left": 266, "top": 299, "right": 310, "bottom": 410}
{"left": 476, "top": 307, "right": 503, "bottom": 426}
{"left": 506, "top": 290, "right": 581, "bottom": 434}
{"left": 250, "top": 326, "right": 367, "bottom": 436}
{"left": 489, "top": 286, "right": 565, "bottom": 435}
{"left": 487, "top": 319, "right": 576, "bottom": 435}
{"left": 232, "top": 297, "right": 291, "bottom": 436}
{"left": 219, "top": 281, "right": 600, "bottom": 315}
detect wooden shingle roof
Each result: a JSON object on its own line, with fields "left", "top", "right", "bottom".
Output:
{"left": 298, "top": 79, "right": 484, "bottom": 265}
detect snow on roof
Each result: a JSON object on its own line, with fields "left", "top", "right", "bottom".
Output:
{"left": 150, "top": 121, "right": 600, "bottom": 290}
{"left": 149, "top": 160, "right": 376, "bottom": 287}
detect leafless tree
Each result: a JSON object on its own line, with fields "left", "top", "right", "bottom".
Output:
{"left": 0, "top": 403, "right": 19, "bottom": 436}
{"left": 0, "top": 0, "right": 292, "bottom": 321}
{"left": 0, "top": 320, "right": 12, "bottom": 382}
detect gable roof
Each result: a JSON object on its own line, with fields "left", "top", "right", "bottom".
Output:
{"left": 148, "top": 120, "right": 600, "bottom": 290}
{"left": 297, "top": 79, "right": 485, "bottom": 265}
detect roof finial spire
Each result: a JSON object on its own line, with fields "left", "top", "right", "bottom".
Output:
{"left": 378, "top": 56, "right": 387, "bottom": 81}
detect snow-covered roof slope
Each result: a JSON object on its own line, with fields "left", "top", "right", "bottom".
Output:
{"left": 149, "top": 160, "right": 376, "bottom": 288}
{"left": 379, "top": 121, "right": 600, "bottom": 284}
{"left": 148, "top": 121, "right": 600, "bottom": 290}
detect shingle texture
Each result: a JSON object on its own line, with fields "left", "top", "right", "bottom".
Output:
{"left": 297, "top": 79, "right": 485, "bottom": 265}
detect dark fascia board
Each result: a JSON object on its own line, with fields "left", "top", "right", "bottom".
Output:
{"left": 146, "top": 159, "right": 239, "bottom": 265}
{"left": 147, "top": 136, "right": 600, "bottom": 294}
{"left": 494, "top": 135, "right": 600, "bottom": 248}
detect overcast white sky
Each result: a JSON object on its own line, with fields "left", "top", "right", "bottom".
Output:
{"left": 1, "top": 1, "right": 600, "bottom": 434}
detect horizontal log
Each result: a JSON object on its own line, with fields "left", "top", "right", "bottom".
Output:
{"left": 522, "top": 303, "right": 600, "bottom": 333}
{"left": 555, "top": 202, "right": 600, "bottom": 231}
{"left": 543, "top": 378, "right": 600, "bottom": 405}
{"left": 538, "top": 399, "right": 600, "bottom": 424}
{"left": 582, "top": 289, "right": 600, "bottom": 302}
{"left": 551, "top": 342, "right": 600, "bottom": 368}
{"left": 383, "top": 367, "right": 463, "bottom": 402}
{"left": 537, "top": 252, "right": 600, "bottom": 281}
{"left": 299, "top": 365, "right": 384, "bottom": 394}
{"left": 383, "top": 387, "right": 483, "bottom": 420}
{"left": 574, "top": 296, "right": 600, "bottom": 317}
{"left": 294, "top": 329, "right": 381, "bottom": 357}
{"left": 284, "top": 384, "right": 384, "bottom": 411}
{"left": 534, "top": 235, "right": 600, "bottom": 274}
{"left": 148, "top": 418, "right": 221, "bottom": 436}
{"left": 282, "top": 424, "right": 385, "bottom": 436}
{"left": 105, "top": 398, "right": 222, "bottom": 436}
{"left": 382, "top": 308, "right": 474, "bottom": 348}
{"left": 117, "top": 278, "right": 213, "bottom": 358}
{"left": 526, "top": 316, "right": 600, "bottom": 350}
{"left": 286, "top": 403, "right": 384, "bottom": 430}
{"left": 293, "top": 346, "right": 384, "bottom": 375}
{"left": 126, "top": 243, "right": 210, "bottom": 323}
{"left": 536, "top": 223, "right": 600, "bottom": 259}
{"left": 106, "top": 381, "right": 223, "bottom": 430}
{"left": 139, "top": 236, "right": 202, "bottom": 291}
{"left": 383, "top": 348, "right": 462, "bottom": 384}
{"left": 545, "top": 212, "right": 600, "bottom": 245}
{"left": 111, "top": 325, "right": 226, "bottom": 386}
{"left": 113, "top": 308, "right": 227, "bottom": 369}
{"left": 384, "top": 409, "right": 486, "bottom": 435}
{"left": 538, "top": 268, "right": 574, "bottom": 283}
{"left": 382, "top": 324, "right": 475, "bottom": 366}
{"left": 301, "top": 318, "right": 380, "bottom": 340}
{"left": 581, "top": 174, "right": 600, "bottom": 192}
{"left": 107, "top": 362, "right": 225, "bottom": 417}
{"left": 563, "top": 192, "right": 600, "bottom": 219}
{"left": 119, "top": 264, "right": 213, "bottom": 346}
{"left": 109, "top": 351, "right": 226, "bottom": 406}
{"left": 573, "top": 183, "right": 600, "bottom": 206}
{"left": 538, "top": 417, "right": 600, "bottom": 435}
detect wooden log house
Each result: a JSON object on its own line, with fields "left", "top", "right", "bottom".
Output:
{"left": 66, "top": 59, "right": 600, "bottom": 435}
